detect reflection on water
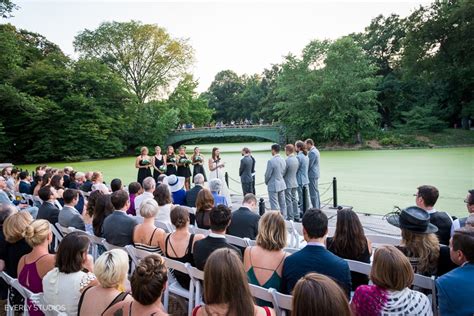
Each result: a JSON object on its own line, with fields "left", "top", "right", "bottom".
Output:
{"left": 18, "top": 142, "right": 473, "bottom": 217}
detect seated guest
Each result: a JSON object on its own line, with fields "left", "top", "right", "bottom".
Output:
{"left": 415, "top": 185, "right": 452, "bottom": 245}
{"left": 58, "top": 189, "right": 85, "bottom": 231}
{"left": 165, "top": 175, "right": 186, "bottom": 205}
{"left": 105, "top": 255, "right": 168, "bottom": 316}
{"left": 157, "top": 174, "right": 167, "bottom": 185}
{"left": 227, "top": 193, "right": 260, "bottom": 239}
{"left": 68, "top": 171, "right": 85, "bottom": 189}
{"left": 162, "top": 206, "right": 204, "bottom": 288}
{"left": 91, "top": 192, "right": 114, "bottom": 237}
{"left": 63, "top": 167, "right": 73, "bottom": 189}
{"left": 91, "top": 171, "right": 109, "bottom": 194}
{"left": 244, "top": 211, "right": 288, "bottom": 305}
{"left": 1, "top": 208, "right": 32, "bottom": 309}
{"left": 78, "top": 249, "right": 132, "bottom": 316}
{"left": 18, "top": 171, "right": 32, "bottom": 194}
{"left": 292, "top": 273, "right": 351, "bottom": 316}
{"left": 110, "top": 178, "right": 123, "bottom": 193}
{"left": 154, "top": 184, "right": 174, "bottom": 225}
{"left": 0, "top": 204, "right": 16, "bottom": 307}
{"left": 185, "top": 174, "right": 204, "bottom": 208}
{"left": 209, "top": 178, "right": 228, "bottom": 207}
{"left": 451, "top": 189, "right": 474, "bottom": 235}
{"left": 281, "top": 208, "right": 351, "bottom": 297}
{"left": 436, "top": 227, "right": 474, "bottom": 316}
{"left": 387, "top": 206, "right": 456, "bottom": 276}
{"left": 50, "top": 174, "right": 65, "bottom": 202}
{"left": 327, "top": 209, "right": 371, "bottom": 290}
{"left": 37, "top": 185, "right": 60, "bottom": 224}
{"left": 133, "top": 199, "right": 165, "bottom": 254}
{"left": 103, "top": 190, "right": 137, "bottom": 247}
{"left": 43, "top": 232, "right": 96, "bottom": 316}
{"left": 193, "top": 205, "right": 240, "bottom": 270}
{"left": 80, "top": 172, "right": 93, "bottom": 192}
{"left": 195, "top": 188, "right": 214, "bottom": 229}
{"left": 134, "top": 177, "right": 155, "bottom": 217}
{"left": 127, "top": 182, "right": 142, "bottom": 216}
{"left": 351, "top": 245, "right": 432, "bottom": 316}
{"left": 193, "top": 248, "right": 275, "bottom": 316}
{"left": 18, "top": 220, "right": 55, "bottom": 316}
{"left": 0, "top": 176, "right": 38, "bottom": 218}
{"left": 32, "top": 175, "right": 43, "bottom": 196}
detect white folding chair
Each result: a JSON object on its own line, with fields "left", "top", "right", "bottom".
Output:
{"left": 86, "top": 234, "right": 106, "bottom": 260}
{"left": 135, "top": 216, "right": 144, "bottom": 224}
{"left": 247, "top": 239, "right": 257, "bottom": 246}
{"left": 187, "top": 265, "right": 204, "bottom": 307}
{"left": 225, "top": 234, "right": 250, "bottom": 248}
{"left": 285, "top": 220, "right": 298, "bottom": 248}
{"left": 125, "top": 245, "right": 155, "bottom": 271}
{"left": 327, "top": 226, "right": 336, "bottom": 237}
{"left": 366, "top": 234, "right": 401, "bottom": 248}
{"left": 154, "top": 220, "right": 175, "bottom": 233}
{"left": 49, "top": 223, "right": 63, "bottom": 251}
{"left": 0, "top": 272, "right": 14, "bottom": 316}
{"left": 249, "top": 284, "right": 276, "bottom": 310}
{"left": 346, "top": 259, "right": 372, "bottom": 275}
{"left": 162, "top": 258, "right": 194, "bottom": 316}
{"left": 54, "top": 223, "right": 76, "bottom": 236}
{"left": 194, "top": 227, "right": 210, "bottom": 236}
{"left": 101, "top": 240, "right": 126, "bottom": 251}
{"left": 283, "top": 247, "right": 299, "bottom": 254}
{"left": 413, "top": 274, "right": 438, "bottom": 316}
{"left": 269, "top": 288, "right": 292, "bottom": 316}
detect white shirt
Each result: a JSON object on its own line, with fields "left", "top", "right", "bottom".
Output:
{"left": 209, "top": 232, "right": 226, "bottom": 239}
{"left": 134, "top": 191, "right": 154, "bottom": 218}
{"left": 155, "top": 203, "right": 172, "bottom": 224}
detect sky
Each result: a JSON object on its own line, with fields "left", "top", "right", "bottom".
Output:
{"left": 9, "top": 0, "right": 432, "bottom": 92}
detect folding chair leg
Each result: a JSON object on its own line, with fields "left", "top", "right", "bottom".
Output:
{"left": 163, "top": 287, "right": 169, "bottom": 312}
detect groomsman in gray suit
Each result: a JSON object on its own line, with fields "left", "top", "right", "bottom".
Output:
{"left": 265, "top": 144, "right": 287, "bottom": 217}
{"left": 306, "top": 138, "right": 320, "bottom": 209}
{"left": 295, "top": 141, "right": 310, "bottom": 215}
{"left": 239, "top": 147, "right": 254, "bottom": 196}
{"left": 284, "top": 144, "right": 299, "bottom": 221}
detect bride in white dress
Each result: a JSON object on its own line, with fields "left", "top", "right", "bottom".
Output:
{"left": 208, "top": 147, "right": 232, "bottom": 206}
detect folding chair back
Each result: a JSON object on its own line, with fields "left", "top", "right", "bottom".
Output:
{"left": 283, "top": 247, "right": 299, "bottom": 254}
{"left": 187, "top": 266, "right": 205, "bottom": 307}
{"left": 225, "top": 234, "right": 250, "bottom": 248}
{"left": 249, "top": 284, "right": 275, "bottom": 306}
{"left": 366, "top": 234, "right": 401, "bottom": 247}
{"left": 194, "top": 227, "right": 210, "bottom": 236}
{"left": 50, "top": 223, "right": 63, "bottom": 251}
{"left": 346, "top": 259, "right": 372, "bottom": 275}
{"left": 86, "top": 234, "right": 105, "bottom": 260}
{"left": 413, "top": 274, "right": 438, "bottom": 316}
{"left": 154, "top": 220, "right": 174, "bottom": 233}
{"left": 269, "top": 288, "right": 292, "bottom": 316}
{"left": 55, "top": 223, "right": 76, "bottom": 236}
{"left": 162, "top": 258, "right": 193, "bottom": 315}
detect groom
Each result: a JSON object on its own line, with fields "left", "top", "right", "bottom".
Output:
{"left": 265, "top": 144, "right": 287, "bottom": 217}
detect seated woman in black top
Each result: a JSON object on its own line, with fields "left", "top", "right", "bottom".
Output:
{"left": 326, "top": 209, "right": 371, "bottom": 291}
{"left": 161, "top": 206, "right": 205, "bottom": 288}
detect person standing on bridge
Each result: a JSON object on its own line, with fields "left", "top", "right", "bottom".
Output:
{"left": 165, "top": 145, "right": 177, "bottom": 176}
{"left": 284, "top": 144, "right": 300, "bottom": 221}
{"left": 239, "top": 147, "right": 254, "bottom": 196}
{"left": 306, "top": 139, "right": 320, "bottom": 209}
{"left": 265, "top": 144, "right": 287, "bottom": 217}
{"left": 208, "top": 147, "right": 232, "bottom": 206}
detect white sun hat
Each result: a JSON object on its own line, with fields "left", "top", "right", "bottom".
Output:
{"left": 163, "top": 175, "right": 185, "bottom": 193}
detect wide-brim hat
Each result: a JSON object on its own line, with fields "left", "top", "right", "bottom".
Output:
{"left": 386, "top": 206, "right": 438, "bottom": 234}
{"left": 164, "top": 175, "right": 185, "bottom": 193}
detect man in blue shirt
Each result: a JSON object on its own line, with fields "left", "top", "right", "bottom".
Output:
{"left": 436, "top": 227, "right": 474, "bottom": 316}
{"left": 282, "top": 208, "right": 351, "bottom": 297}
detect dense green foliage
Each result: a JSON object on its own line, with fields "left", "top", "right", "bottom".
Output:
{"left": 0, "top": 22, "right": 209, "bottom": 163}
{"left": 0, "top": 0, "right": 18, "bottom": 18}
{"left": 203, "top": 0, "right": 473, "bottom": 143}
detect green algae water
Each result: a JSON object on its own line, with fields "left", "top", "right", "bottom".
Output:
{"left": 18, "top": 144, "right": 474, "bottom": 218}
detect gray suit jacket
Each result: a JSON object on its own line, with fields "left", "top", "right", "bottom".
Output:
{"left": 308, "top": 146, "right": 320, "bottom": 179}
{"left": 296, "top": 152, "right": 310, "bottom": 186}
{"left": 265, "top": 155, "right": 287, "bottom": 192}
{"left": 284, "top": 155, "right": 299, "bottom": 189}
{"left": 239, "top": 155, "right": 253, "bottom": 183}
{"left": 58, "top": 205, "right": 86, "bottom": 231}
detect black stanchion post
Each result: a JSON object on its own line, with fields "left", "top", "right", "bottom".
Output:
{"left": 333, "top": 177, "right": 338, "bottom": 208}
{"left": 302, "top": 185, "right": 307, "bottom": 214}
{"left": 259, "top": 198, "right": 265, "bottom": 216}
{"left": 225, "top": 172, "right": 229, "bottom": 188}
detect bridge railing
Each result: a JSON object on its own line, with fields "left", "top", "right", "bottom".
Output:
{"left": 172, "top": 124, "right": 276, "bottom": 133}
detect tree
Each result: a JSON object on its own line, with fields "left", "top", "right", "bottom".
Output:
{"left": 74, "top": 21, "right": 194, "bottom": 103}
{"left": 0, "top": 0, "right": 18, "bottom": 18}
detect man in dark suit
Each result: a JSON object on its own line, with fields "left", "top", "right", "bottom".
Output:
{"left": 282, "top": 208, "right": 351, "bottom": 297}
{"left": 58, "top": 189, "right": 85, "bottom": 231}
{"left": 437, "top": 227, "right": 474, "bottom": 316}
{"left": 37, "top": 185, "right": 60, "bottom": 224}
{"left": 103, "top": 190, "right": 137, "bottom": 247}
{"left": 239, "top": 147, "right": 254, "bottom": 196}
{"left": 185, "top": 174, "right": 204, "bottom": 208}
{"left": 193, "top": 204, "right": 240, "bottom": 270}
{"left": 18, "top": 171, "right": 32, "bottom": 194}
{"left": 80, "top": 172, "right": 93, "bottom": 192}
{"left": 227, "top": 193, "right": 260, "bottom": 239}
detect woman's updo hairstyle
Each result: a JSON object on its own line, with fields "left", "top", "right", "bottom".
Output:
{"left": 170, "top": 206, "right": 189, "bottom": 229}
{"left": 22, "top": 219, "right": 50, "bottom": 247}
{"left": 130, "top": 254, "right": 168, "bottom": 306}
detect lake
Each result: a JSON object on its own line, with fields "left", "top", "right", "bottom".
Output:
{"left": 18, "top": 143, "right": 473, "bottom": 218}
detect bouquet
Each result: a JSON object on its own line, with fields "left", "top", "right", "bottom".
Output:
{"left": 142, "top": 159, "right": 150, "bottom": 165}
{"left": 168, "top": 157, "right": 176, "bottom": 163}
{"left": 179, "top": 158, "right": 192, "bottom": 166}
{"left": 159, "top": 165, "right": 167, "bottom": 173}
{"left": 195, "top": 155, "right": 202, "bottom": 162}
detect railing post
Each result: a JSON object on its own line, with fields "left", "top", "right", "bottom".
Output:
{"left": 333, "top": 177, "right": 338, "bottom": 208}
{"left": 259, "top": 198, "right": 265, "bottom": 216}
{"left": 225, "top": 172, "right": 229, "bottom": 188}
{"left": 302, "top": 185, "right": 308, "bottom": 214}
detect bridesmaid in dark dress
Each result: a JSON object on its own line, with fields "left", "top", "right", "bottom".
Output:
{"left": 151, "top": 146, "right": 167, "bottom": 182}
{"left": 135, "top": 146, "right": 152, "bottom": 185}
{"left": 192, "top": 147, "right": 207, "bottom": 181}
{"left": 176, "top": 146, "right": 192, "bottom": 190}
{"left": 165, "top": 145, "right": 177, "bottom": 176}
